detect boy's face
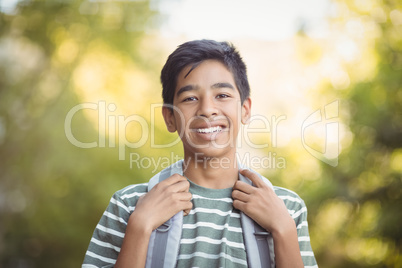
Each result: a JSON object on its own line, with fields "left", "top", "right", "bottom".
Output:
{"left": 162, "top": 60, "right": 251, "bottom": 160}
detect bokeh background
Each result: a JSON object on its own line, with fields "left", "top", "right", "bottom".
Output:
{"left": 0, "top": 0, "right": 401, "bottom": 267}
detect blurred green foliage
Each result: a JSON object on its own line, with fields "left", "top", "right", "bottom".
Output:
{"left": 0, "top": 1, "right": 159, "bottom": 267}
{"left": 290, "top": 0, "right": 402, "bottom": 267}
{"left": 0, "top": 0, "right": 401, "bottom": 267}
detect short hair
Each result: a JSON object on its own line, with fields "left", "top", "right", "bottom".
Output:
{"left": 161, "top": 40, "right": 250, "bottom": 107}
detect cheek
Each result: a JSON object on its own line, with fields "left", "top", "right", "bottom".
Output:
{"left": 173, "top": 110, "right": 184, "bottom": 125}
{"left": 224, "top": 106, "right": 242, "bottom": 124}
{"left": 173, "top": 111, "right": 193, "bottom": 131}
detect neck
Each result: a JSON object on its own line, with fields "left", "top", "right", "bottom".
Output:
{"left": 182, "top": 152, "right": 239, "bottom": 189}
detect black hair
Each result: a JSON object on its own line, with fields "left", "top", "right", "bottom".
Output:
{"left": 161, "top": 40, "right": 250, "bottom": 107}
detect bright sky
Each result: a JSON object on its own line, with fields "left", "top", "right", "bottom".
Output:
{"left": 1, "top": 0, "right": 331, "bottom": 40}
{"left": 155, "top": 0, "right": 331, "bottom": 40}
{"left": 0, "top": 0, "right": 19, "bottom": 14}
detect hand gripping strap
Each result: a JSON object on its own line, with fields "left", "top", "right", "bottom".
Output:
{"left": 239, "top": 171, "right": 275, "bottom": 268}
{"left": 146, "top": 161, "right": 275, "bottom": 268}
{"left": 146, "top": 160, "right": 184, "bottom": 268}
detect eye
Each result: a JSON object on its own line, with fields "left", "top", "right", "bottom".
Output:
{"left": 183, "top": 96, "right": 197, "bottom": 102}
{"left": 216, "top": 94, "right": 230, "bottom": 99}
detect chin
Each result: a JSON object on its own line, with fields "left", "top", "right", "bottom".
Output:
{"left": 186, "top": 145, "right": 235, "bottom": 161}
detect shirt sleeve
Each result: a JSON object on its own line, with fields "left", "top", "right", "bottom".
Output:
{"left": 82, "top": 184, "right": 147, "bottom": 267}
{"left": 274, "top": 187, "right": 318, "bottom": 268}
{"left": 294, "top": 199, "right": 318, "bottom": 267}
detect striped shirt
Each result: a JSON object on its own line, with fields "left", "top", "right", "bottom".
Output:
{"left": 82, "top": 168, "right": 317, "bottom": 267}
{"left": 177, "top": 179, "right": 247, "bottom": 267}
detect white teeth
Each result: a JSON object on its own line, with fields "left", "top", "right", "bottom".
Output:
{"left": 196, "top": 126, "right": 222, "bottom": 133}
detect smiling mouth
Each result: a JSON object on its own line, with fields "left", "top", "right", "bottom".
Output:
{"left": 195, "top": 126, "right": 223, "bottom": 134}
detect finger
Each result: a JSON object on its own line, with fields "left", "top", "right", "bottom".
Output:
{"left": 233, "top": 180, "right": 256, "bottom": 194}
{"left": 232, "top": 189, "right": 250, "bottom": 202}
{"left": 239, "top": 169, "right": 264, "bottom": 188}
{"left": 169, "top": 179, "right": 190, "bottom": 193}
{"left": 182, "top": 200, "right": 193, "bottom": 216}
{"left": 162, "top": 173, "right": 187, "bottom": 186}
{"left": 233, "top": 199, "right": 247, "bottom": 212}
{"left": 175, "top": 192, "right": 192, "bottom": 201}
{"left": 169, "top": 194, "right": 192, "bottom": 212}
{"left": 183, "top": 203, "right": 193, "bottom": 216}
{"left": 156, "top": 174, "right": 188, "bottom": 192}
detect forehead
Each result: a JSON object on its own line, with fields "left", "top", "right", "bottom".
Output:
{"left": 175, "top": 60, "right": 236, "bottom": 91}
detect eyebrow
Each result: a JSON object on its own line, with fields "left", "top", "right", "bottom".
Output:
{"left": 211, "top": 82, "right": 235, "bottom": 90}
{"left": 176, "top": 82, "right": 235, "bottom": 97}
{"left": 176, "top": 85, "right": 198, "bottom": 97}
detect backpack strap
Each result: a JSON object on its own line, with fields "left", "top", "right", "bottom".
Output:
{"left": 146, "top": 161, "right": 184, "bottom": 268}
{"left": 145, "top": 161, "right": 275, "bottom": 268}
{"left": 239, "top": 170, "right": 276, "bottom": 268}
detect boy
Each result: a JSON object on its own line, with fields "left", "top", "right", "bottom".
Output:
{"left": 82, "top": 40, "right": 317, "bottom": 267}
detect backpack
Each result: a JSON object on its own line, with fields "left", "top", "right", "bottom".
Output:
{"left": 145, "top": 160, "right": 275, "bottom": 268}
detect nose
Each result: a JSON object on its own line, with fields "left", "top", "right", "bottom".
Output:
{"left": 196, "top": 97, "right": 218, "bottom": 118}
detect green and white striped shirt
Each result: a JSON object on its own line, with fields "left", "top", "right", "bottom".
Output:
{"left": 177, "top": 179, "right": 247, "bottom": 267}
{"left": 82, "top": 169, "right": 317, "bottom": 267}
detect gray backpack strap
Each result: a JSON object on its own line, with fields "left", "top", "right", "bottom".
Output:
{"left": 145, "top": 161, "right": 184, "bottom": 268}
{"left": 239, "top": 171, "right": 276, "bottom": 268}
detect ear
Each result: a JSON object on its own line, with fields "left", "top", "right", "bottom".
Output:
{"left": 162, "top": 106, "right": 177, "bottom": 132}
{"left": 241, "top": 97, "right": 252, "bottom": 124}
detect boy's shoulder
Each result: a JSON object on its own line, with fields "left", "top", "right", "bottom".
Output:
{"left": 272, "top": 185, "right": 307, "bottom": 219}
{"left": 273, "top": 186, "right": 304, "bottom": 203}
{"left": 112, "top": 182, "right": 149, "bottom": 205}
{"left": 110, "top": 161, "right": 182, "bottom": 207}
{"left": 117, "top": 182, "right": 149, "bottom": 194}
{"left": 249, "top": 168, "right": 306, "bottom": 208}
